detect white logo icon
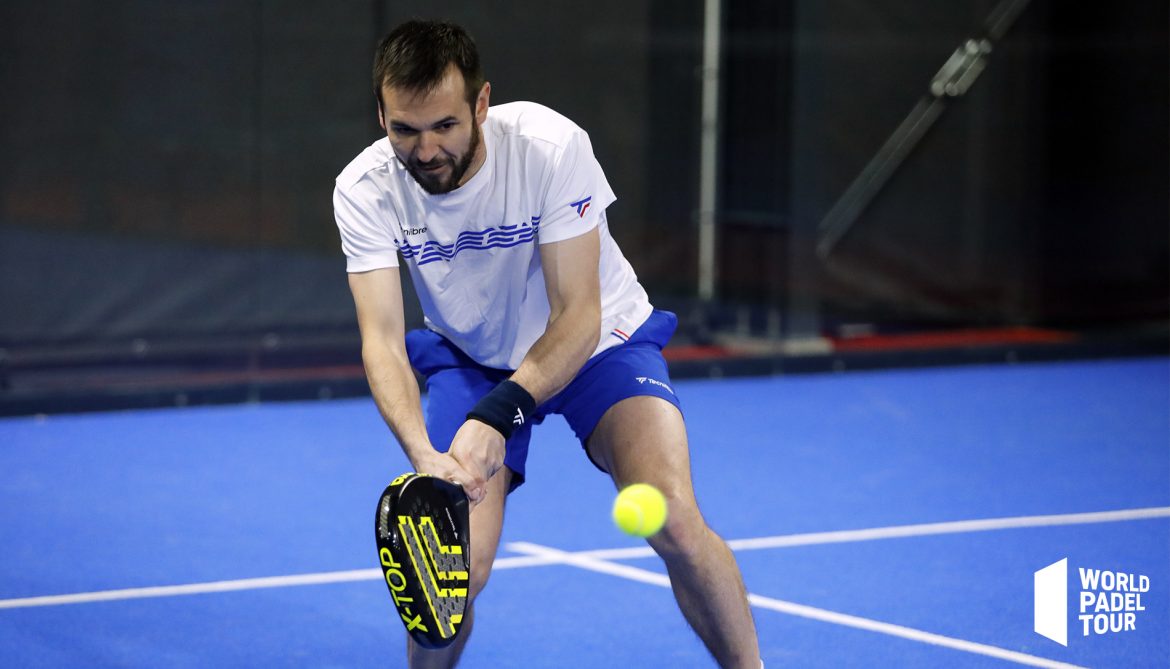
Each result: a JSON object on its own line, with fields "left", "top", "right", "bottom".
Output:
{"left": 1034, "top": 558, "right": 1068, "bottom": 646}
{"left": 513, "top": 409, "right": 524, "bottom": 427}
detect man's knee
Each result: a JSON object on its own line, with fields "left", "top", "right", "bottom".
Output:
{"left": 647, "top": 494, "right": 714, "bottom": 561}
{"left": 468, "top": 560, "right": 494, "bottom": 601}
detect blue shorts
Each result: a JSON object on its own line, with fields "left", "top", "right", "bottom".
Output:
{"left": 405, "top": 310, "right": 682, "bottom": 492}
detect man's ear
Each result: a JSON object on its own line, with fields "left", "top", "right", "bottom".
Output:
{"left": 475, "top": 82, "right": 491, "bottom": 125}
{"left": 377, "top": 101, "right": 387, "bottom": 131}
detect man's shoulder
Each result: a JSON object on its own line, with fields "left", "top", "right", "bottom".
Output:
{"left": 488, "top": 101, "right": 585, "bottom": 151}
{"left": 335, "top": 137, "right": 397, "bottom": 192}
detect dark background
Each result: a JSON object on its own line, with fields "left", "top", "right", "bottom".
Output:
{"left": 1, "top": 0, "right": 1166, "bottom": 409}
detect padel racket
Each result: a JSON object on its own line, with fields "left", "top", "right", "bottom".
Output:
{"left": 374, "top": 473, "right": 471, "bottom": 649}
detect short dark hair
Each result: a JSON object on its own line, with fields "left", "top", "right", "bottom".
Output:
{"left": 372, "top": 20, "right": 484, "bottom": 111}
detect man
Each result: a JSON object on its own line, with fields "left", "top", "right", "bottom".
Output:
{"left": 334, "top": 19, "right": 763, "bottom": 669}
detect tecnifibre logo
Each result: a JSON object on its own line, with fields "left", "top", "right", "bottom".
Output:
{"left": 1034, "top": 558, "right": 1151, "bottom": 646}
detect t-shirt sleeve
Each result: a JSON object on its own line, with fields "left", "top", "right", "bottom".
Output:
{"left": 333, "top": 180, "right": 401, "bottom": 272}
{"left": 537, "top": 129, "right": 617, "bottom": 244}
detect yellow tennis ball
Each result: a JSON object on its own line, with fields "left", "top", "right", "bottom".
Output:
{"left": 612, "top": 483, "right": 668, "bottom": 538}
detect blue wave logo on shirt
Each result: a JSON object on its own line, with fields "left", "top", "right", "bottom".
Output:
{"left": 398, "top": 216, "right": 540, "bottom": 266}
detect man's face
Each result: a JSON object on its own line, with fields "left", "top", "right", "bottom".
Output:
{"left": 380, "top": 66, "right": 489, "bottom": 195}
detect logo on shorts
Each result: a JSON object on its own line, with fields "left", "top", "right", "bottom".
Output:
{"left": 569, "top": 196, "right": 592, "bottom": 217}
{"left": 635, "top": 376, "right": 674, "bottom": 395}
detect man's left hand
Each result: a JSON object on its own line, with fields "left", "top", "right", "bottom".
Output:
{"left": 447, "top": 419, "right": 507, "bottom": 505}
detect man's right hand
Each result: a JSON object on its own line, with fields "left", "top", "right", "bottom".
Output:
{"left": 411, "top": 450, "right": 485, "bottom": 506}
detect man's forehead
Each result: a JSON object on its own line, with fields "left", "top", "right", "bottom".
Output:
{"left": 383, "top": 67, "right": 467, "bottom": 117}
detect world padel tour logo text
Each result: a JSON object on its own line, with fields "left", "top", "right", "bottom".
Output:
{"left": 1034, "top": 558, "right": 1151, "bottom": 646}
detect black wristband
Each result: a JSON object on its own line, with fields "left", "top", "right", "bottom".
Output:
{"left": 466, "top": 380, "right": 537, "bottom": 439}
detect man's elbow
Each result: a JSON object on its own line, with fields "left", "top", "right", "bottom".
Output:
{"left": 580, "top": 298, "right": 602, "bottom": 350}
{"left": 550, "top": 296, "right": 601, "bottom": 348}
{"left": 360, "top": 332, "right": 408, "bottom": 369}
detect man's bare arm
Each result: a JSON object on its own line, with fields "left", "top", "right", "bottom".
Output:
{"left": 446, "top": 228, "right": 602, "bottom": 490}
{"left": 348, "top": 268, "right": 476, "bottom": 487}
{"left": 511, "top": 227, "right": 602, "bottom": 402}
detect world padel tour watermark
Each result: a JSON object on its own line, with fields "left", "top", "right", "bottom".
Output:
{"left": 1034, "top": 558, "right": 1152, "bottom": 646}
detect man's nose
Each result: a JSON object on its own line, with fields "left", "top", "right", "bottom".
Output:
{"left": 415, "top": 131, "right": 441, "bottom": 163}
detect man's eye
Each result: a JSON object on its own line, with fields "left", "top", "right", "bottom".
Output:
{"left": 436, "top": 122, "right": 456, "bottom": 132}
{"left": 392, "top": 126, "right": 417, "bottom": 136}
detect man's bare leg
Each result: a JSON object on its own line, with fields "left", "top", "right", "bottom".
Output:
{"left": 588, "top": 396, "right": 761, "bottom": 669}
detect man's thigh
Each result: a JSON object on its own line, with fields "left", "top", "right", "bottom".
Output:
{"left": 466, "top": 466, "right": 512, "bottom": 596}
{"left": 549, "top": 338, "right": 683, "bottom": 473}
{"left": 584, "top": 395, "right": 696, "bottom": 500}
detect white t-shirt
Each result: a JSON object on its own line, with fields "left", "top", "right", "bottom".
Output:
{"left": 333, "top": 101, "right": 653, "bottom": 370}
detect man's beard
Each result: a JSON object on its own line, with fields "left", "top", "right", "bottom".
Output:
{"left": 407, "top": 122, "right": 480, "bottom": 195}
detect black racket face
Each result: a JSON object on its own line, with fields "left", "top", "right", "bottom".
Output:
{"left": 375, "top": 473, "right": 471, "bottom": 649}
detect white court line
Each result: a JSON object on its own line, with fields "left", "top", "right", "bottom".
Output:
{"left": 558, "top": 505, "right": 1170, "bottom": 563}
{"left": 726, "top": 506, "right": 1170, "bottom": 552}
{"left": 507, "top": 541, "right": 1089, "bottom": 669}
{"left": 1, "top": 506, "right": 1166, "bottom": 610}
{"left": 0, "top": 559, "right": 537, "bottom": 610}
{"left": 0, "top": 569, "right": 382, "bottom": 609}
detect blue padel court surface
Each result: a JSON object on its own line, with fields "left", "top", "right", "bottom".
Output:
{"left": 2, "top": 357, "right": 1168, "bottom": 667}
